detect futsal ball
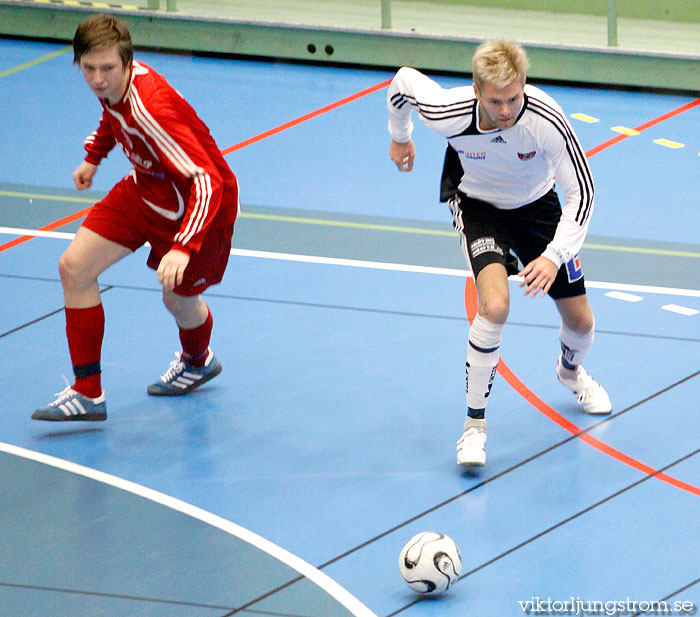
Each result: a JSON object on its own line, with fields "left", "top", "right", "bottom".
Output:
{"left": 398, "top": 531, "right": 462, "bottom": 594}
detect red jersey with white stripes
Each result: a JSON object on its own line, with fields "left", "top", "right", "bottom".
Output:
{"left": 83, "top": 60, "right": 238, "bottom": 255}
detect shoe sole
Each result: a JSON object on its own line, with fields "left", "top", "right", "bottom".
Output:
{"left": 147, "top": 363, "right": 223, "bottom": 396}
{"left": 457, "top": 447, "right": 486, "bottom": 467}
{"left": 583, "top": 407, "right": 613, "bottom": 415}
{"left": 31, "top": 412, "right": 107, "bottom": 422}
{"left": 570, "top": 390, "right": 613, "bottom": 415}
{"left": 458, "top": 459, "right": 485, "bottom": 468}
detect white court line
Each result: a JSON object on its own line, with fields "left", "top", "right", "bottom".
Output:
{"left": 230, "top": 248, "right": 700, "bottom": 299}
{"left": 662, "top": 304, "right": 699, "bottom": 316}
{"left": 0, "top": 441, "right": 378, "bottom": 617}
{"left": 605, "top": 291, "right": 644, "bottom": 302}
{"left": 0, "top": 226, "right": 74, "bottom": 240}
{"left": 230, "top": 247, "right": 472, "bottom": 278}
{"left": 2, "top": 228, "right": 699, "bottom": 298}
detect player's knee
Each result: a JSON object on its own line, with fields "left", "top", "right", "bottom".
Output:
{"left": 161, "top": 290, "right": 181, "bottom": 314}
{"left": 58, "top": 252, "right": 91, "bottom": 290}
{"left": 480, "top": 297, "right": 509, "bottom": 324}
{"left": 567, "top": 313, "right": 594, "bottom": 334}
{"left": 161, "top": 290, "right": 195, "bottom": 316}
{"left": 562, "top": 304, "right": 594, "bottom": 333}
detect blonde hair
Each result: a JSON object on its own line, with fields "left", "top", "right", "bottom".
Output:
{"left": 472, "top": 40, "right": 530, "bottom": 90}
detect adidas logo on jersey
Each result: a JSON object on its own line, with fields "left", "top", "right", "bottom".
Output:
{"left": 490, "top": 135, "right": 506, "bottom": 143}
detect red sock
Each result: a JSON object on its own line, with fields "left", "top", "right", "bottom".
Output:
{"left": 65, "top": 304, "right": 105, "bottom": 398}
{"left": 179, "top": 308, "right": 213, "bottom": 367}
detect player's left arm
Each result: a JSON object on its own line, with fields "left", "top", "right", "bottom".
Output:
{"left": 151, "top": 106, "right": 224, "bottom": 290}
{"left": 520, "top": 104, "right": 594, "bottom": 297}
{"left": 543, "top": 117, "right": 594, "bottom": 268}
{"left": 157, "top": 246, "right": 191, "bottom": 291}
{"left": 519, "top": 255, "right": 560, "bottom": 298}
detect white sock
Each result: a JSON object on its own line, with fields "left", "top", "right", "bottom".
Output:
{"left": 559, "top": 320, "right": 594, "bottom": 369}
{"left": 466, "top": 314, "right": 503, "bottom": 413}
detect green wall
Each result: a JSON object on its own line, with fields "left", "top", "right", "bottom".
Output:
{"left": 0, "top": 3, "right": 698, "bottom": 91}
{"left": 403, "top": 0, "right": 700, "bottom": 22}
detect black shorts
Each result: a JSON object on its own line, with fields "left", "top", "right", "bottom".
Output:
{"left": 448, "top": 187, "right": 586, "bottom": 299}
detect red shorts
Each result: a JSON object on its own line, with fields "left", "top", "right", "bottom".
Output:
{"left": 82, "top": 175, "right": 235, "bottom": 296}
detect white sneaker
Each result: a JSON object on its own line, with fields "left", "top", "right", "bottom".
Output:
{"left": 457, "top": 417, "right": 487, "bottom": 467}
{"left": 556, "top": 357, "right": 612, "bottom": 415}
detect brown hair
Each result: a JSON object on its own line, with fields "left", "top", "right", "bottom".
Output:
{"left": 73, "top": 14, "right": 133, "bottom": 67}
{"left": 472, "top": 39, "right": 529, "bottom": 90}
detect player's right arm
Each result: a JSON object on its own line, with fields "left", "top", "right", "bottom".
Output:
{"left": 387, "top": 67, "right": 474, "bottom": 165}
{"left": 72, "top": 160, "right": 98, "bottom": 190}
{"left": 74, "top": 110, "right": 116, "bottom": 190}
{"left": 82, "top": 109, "right": 117, "bottom": 168}
{"left": 389, "top": 138, "right": 416, "bottom": 172}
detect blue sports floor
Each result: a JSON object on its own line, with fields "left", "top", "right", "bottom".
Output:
{"left": 1, "top": 38, "right": 699, "bottom": 617}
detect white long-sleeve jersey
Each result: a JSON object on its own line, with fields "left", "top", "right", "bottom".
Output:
{"left": 387, "top": 67, "right": 594, "bottom": 268}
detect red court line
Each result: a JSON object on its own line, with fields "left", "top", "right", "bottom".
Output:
{"left": 464, "top": 272, "right": 700, "bottom": 497}
{"left": 0, "top": 78, "right": 392, "bottom": 254}
{"left": 0, "top": 206, "right": 92, "bottom": 254}
{"left": 586, "top": 97, "right": 700, "bottom": 157}
{"left": 221, "top": 79, "right": 392, "bottom": 155}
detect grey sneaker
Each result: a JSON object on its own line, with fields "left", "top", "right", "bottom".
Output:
{"left": 147, "top": 349, "right": 222, "bottom": 396}
{"left": 32, "top": 386, "right": 107, "bottom": 422}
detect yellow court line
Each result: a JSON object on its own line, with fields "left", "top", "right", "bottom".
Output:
{"left": 653, "top": 138, "right": 685, "bottom": 149}
{"left": 571, "top": 113, "right": 599, "bottom": 124}
{"left": 1, "top": 189, "right": 699, "bottom": 258}
{"left": 242, "top": 212, "right": 455, "bottom": 237}
{"left": 584, "top": 243, "right": 700, "bottom": 259}
{"left": 610, "top": 126, "right": 640, "bottom": 136}
{"left": 0, "top": 190, "right": 95, "bottom": 204}
{"left": 0, "top": 45, "right": 73, "bottom": 79}
{"left": 235, "top": 214, "right": 700, "bottom": 257}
